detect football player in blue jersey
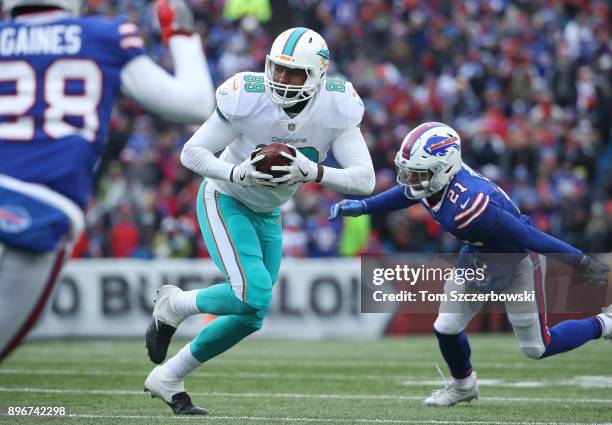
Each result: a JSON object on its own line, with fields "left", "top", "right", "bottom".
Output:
{"left": 0, "top": 0, "right": 214, "bottom": 366}
{"left": 329, "top": 122, "right": 611, "bottom": 406}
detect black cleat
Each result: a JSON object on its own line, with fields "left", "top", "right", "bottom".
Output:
{"left": 145, "top": 319, "right": 177, "bottom": 364}
{"left": 144, "top": 387, "right": 207, "bottom": 415}
{"left": 167, "top": 392, "right": 207, "bottom": 415}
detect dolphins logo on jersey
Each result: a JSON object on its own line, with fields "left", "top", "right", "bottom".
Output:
{"left": 423, "top": 135, "right": 460, "bottom": 157}
{"left": 0, "top": 205, "right": 32, "bottom": 233}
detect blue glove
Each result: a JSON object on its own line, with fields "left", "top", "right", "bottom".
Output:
{"left": 576, "top": 254, "right": 609, "bottom": 287}
{"left": 328, "top": 200, "right": 367, "bottom": 221}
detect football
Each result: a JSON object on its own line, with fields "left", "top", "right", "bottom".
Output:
{"left": 255, "top": 143, "right": 294, "bottom": 178}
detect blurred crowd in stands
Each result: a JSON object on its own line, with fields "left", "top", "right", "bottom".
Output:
{"left": 73, "top": 0, "right": 612, "bottom": 259}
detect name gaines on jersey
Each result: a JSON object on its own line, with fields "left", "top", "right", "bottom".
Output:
{"left": 0, "top": 24, "right": 81, "bottom": 56}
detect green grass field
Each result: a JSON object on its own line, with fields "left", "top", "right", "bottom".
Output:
{"left": 0, "top": 335, "right": 610, "bottom": 424}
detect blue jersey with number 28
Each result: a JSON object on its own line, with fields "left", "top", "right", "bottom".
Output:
{"left": 0, "top": 15, "right": 145, "bottom": 208}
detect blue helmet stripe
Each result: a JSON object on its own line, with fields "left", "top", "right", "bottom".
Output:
{"left": 282, "top": 28, "right": 308, "bottom": 56}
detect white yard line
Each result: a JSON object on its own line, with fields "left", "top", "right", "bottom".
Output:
{"left": 0, "top": 387, "right": 609, "bottom": 404}
{"left": 0, "top": 413, "right": 606, "bottom": 425}
{"left": 2, "top": 368, "right": 611, "bottom": 388}
{"left": 9, "top": 356, "right": 597, "bottom": 370}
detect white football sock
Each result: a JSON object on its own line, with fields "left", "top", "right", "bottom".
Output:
{"left": 173, "top": 290, "right": 200, "bottom": 318}
{"left": 452, "top": 371, "right": 476, "bottom": 389}
{"left": 164, "top": 344, "right": 202, "bottom": 380}
{"left": 596, "top": 312, "right": 612, "bottom": 338}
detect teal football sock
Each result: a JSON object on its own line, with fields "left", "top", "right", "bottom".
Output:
{"left": 189, "top": 315, "right": 256, "bottom": 363}
{"left": 195, "top": 282, "right": 255, "bottom": 316}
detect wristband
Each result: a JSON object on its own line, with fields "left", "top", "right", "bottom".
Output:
{"left": 315, "top": 164, "right": 324, "bottom": 183}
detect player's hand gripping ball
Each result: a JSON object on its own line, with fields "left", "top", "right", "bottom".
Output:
{"left": 269, "top": 144, "right": 320, "bottom": 185}
{"left": 254, "top": 143, "right": 293, "bottom": 179}
{"left": 229, "top": 145, "right": 280, "bottom": 188}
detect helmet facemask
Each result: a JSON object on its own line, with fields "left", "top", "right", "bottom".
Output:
{"left": 395, "top": 155, "right": 449, "bottom": 199}
{"left": 264, "top": 57, "right": 322, "bottom": 107}
{"left": 264, "top": 27, "right": 329, "bottom": 108}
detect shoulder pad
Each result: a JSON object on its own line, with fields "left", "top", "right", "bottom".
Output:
{"left": 216, "top": 72, "right": 266, "bottom": 121}
{"left": 321, "top": 78, "right": 364, "bottom": 129}
{"left": 81, "top": 17, "right": 144, "bottom": 66}
{"left": 453, "top": 192, "right": 491, "bottom": 230}
{"left": 89, "top": 16, "right": 138, "bottom": 41}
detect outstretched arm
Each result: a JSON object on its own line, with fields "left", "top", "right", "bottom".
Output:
{"left": 469, "top": 204, "right": 581, "bottom": 255}
{"left": 329, "top": 185, "right": 418, "bottom": 221}
{"left": 362, "top": 185, "right": 418, "bottom": 214}
{"left": 469, "top": 203, "right": 608, "bottom": 286}
{"left": 120, "top": 34, "right": 215, "bottom": 124}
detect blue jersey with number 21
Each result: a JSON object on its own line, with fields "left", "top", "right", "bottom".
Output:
{"left": 361, "top": 164, "right": 582, "bottom": 290}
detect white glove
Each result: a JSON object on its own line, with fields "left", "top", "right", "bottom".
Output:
{"left": 230, "top": 148, "right": 277, "bottom": 188}
{"left": 270, "top": 145, "right": 321, "bottom": 185}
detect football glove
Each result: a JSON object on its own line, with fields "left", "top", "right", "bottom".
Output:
{"left": 230, "top": 147, "right": 277, "bottom": 188}
{"left": 270, "top": 145, "right": 320, "bottom": 185}
{"left": 575, "top": 254, "right": 609, "bottom": 287}
{"left": 328, "top": 200, "right": 367, "bottom": 221}
{"left": 155, "top": 0, "right": 194, "bottom": 45}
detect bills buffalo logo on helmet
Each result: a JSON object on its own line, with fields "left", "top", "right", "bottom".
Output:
{"left": 423, "top": 135, "right": 460, "bottom": 157}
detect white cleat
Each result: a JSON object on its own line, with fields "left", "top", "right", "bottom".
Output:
{"left": 144, "top": 366, "right": 207, "bottom": 415}
{"left": 423, "top": 372, "right": 479, "bottom": 407}
{"left": 153, "top": 285, "right": 184, "bottom": 328}
{"left": 146, "top": 285, "right": 184, "bottom": 364}
{"left": 144, "top": 366, "right": 185, "bottom": 403}
{"left": 597, "top": 304, "right": 612, "bottom": 341}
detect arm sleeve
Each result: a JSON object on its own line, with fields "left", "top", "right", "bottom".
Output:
{"left": 179, "top": 111, "right": 238, "bottom": 181}
{"left": 319, "top": 127, "right": 376, "bottom": 195}
{"left": 362, "top": 185, "right": 418, "bottom": 214}
{"left": 470, "top": 204, "right": 582, "bottom": 255}
{"left": 120, "top": 34, "right": 215, "bottom": 125}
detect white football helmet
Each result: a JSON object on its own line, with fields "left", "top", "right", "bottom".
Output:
{"left": 2, "top": 0, "right": 82, "bottom": 15}
{"left": 394, "top": 122, "right": 462, "bottom": 199}
{"left": 264, "top": 27, "right": 330, "bottom": 107}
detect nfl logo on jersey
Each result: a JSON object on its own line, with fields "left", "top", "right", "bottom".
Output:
{"left": 288, "top": 123, "right": 296, "bottom": 132}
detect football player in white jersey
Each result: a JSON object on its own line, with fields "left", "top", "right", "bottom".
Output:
{"left": 0, "top": 0, "right": 214, "bottom": 362}
{"left": 143, "top": 27, "right": 375, "bottom": 414}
